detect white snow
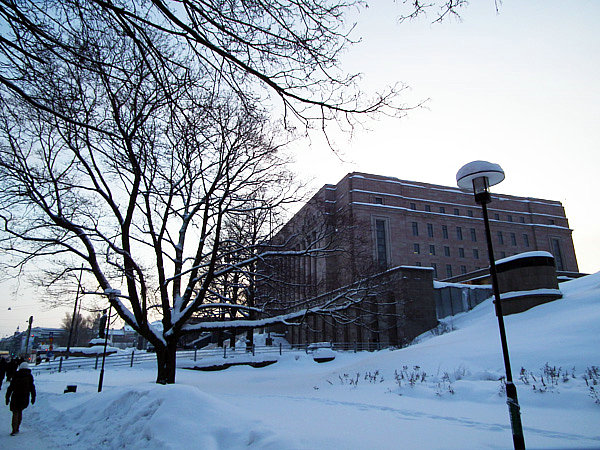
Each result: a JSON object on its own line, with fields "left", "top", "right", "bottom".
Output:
{"left": 499, "top": 288, "right": 562, "bottom": 300}
{"left": 496, "top": 250, "right": 554, "bottom": 265}
{"left": 2, "top": 273, "right": 599, "bottom": 449}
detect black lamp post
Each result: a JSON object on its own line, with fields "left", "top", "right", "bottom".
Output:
{"left": 457, "top": 161, "right": 525, "bottom": 450}
{"left": 98, "top": 288, "right": 120, "bottom": 393}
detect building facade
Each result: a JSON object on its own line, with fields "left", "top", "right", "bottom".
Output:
{"left": 258, "top": 172, "right": 578, "bottom": 345}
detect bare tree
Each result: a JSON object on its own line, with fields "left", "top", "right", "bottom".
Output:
{"left": 61, "top": 312, "right": 95, "bottom": 347}
{"left": 0, "top": 1, "right": 414, "bottom": 144}
{"left": 0, "top": 0, "right": 469, "bottom": 383}
{"left": 0, "top": 1, "right": 363, "bottom": 383}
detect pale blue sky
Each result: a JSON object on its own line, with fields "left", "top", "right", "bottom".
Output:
{"left": 2, "top": 1, "right": 599, "bottom": 336}
{"left": 293, "top": 0, "right": 600, "bottom": 271}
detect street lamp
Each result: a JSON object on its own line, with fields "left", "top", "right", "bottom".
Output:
{"left": 98, "top": 288, "right": 120, "bottom": 393}
{"left": 457, "top": 161, "right": 525, "bottom": 450}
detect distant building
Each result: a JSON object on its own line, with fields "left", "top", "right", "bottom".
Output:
{"left": 0, "top": 327, "right": 67, "bottom": 355}
{"left": 258, "top": 172, "right": 579, "bottom": 346}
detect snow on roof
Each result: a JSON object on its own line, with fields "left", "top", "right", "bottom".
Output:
{"left": 495, "top": 251, "right": 554, "bottom": 265}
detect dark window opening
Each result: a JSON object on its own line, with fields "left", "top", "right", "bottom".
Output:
{"left": 375, "top": 219, "right": 388, "bottom": 270}
{"left": 551, "top": 238, "right": 565, "bottom": 271}
{"left": 412, "top": 222, "right": 419, "bottom": 236}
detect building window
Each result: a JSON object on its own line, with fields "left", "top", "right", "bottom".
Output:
{"left": 453, "top": 208, "right": 460, "bottom": 216}
{"left": 429, "top": 244, "right": 435, "bottom": 256}
{"left": 414, "top": 243, "right": 420, "bottom": 254}
{"left": 427, "top": 223, "right": 434, "bottom": 238}
{"left": 500, "top": 251, "right": 506, "bottom": 259}
{"left": 523, "top": 234, "right": 530, "bottom": 247}
{"left": 510, "top": 232, "right": 517, "bottom": 246}
{"left": 410, "top": 202, "right": 417, "bottom": 210}
{"left": 458, "top": 247, "right": 465, "bottom": 258}
{"left": 519, "top": 217, "right": 525, "bottom": 223}
{"left": 425, "top": 205, "right": 431, "bottom": 212}
{"left": 374, "top": 197, "right": 383, "bottom": 205}
{"left": 507, "top": 215, "right": 513, "bottom": 222}
{"left": 551, "top": 238, "right": 565, "bottom": 271}
{"left": 549, "top": 219, "right": 555, "bottom": 225}
{"left": 442, "top": 225, "right": 448, "bottom": 239}
{"left": 446, "top": 264, "right": 453, "bottom": 278}
{"left": 439, "top": 206, "right": 446, "bottom": 214}
{"left": 375, "top": 219, "right": 388, "bottom": 270}
{"left": 431, "top": 263, "right": 438, "bottom": 278}
{"left": 415, "top": 261, "right": 422, "bottom": 266}
{"left": 497, "top": 231, "right": 504, "bottom": 245}
{"left": 473, "top": 249, "right": 479, "bottom": 259}
{"left": 456, "top": 227, "right": 463, "bottom": 240}
{"left": 494, "top": 213, "right": 500, "bottom": 220}
{"left": 470, "top": 228, "right": 476, "bottom": 242}
{"left": 444, "top": 246, "right": 450, "bottom": 257}
{"left": 460, "top": 265, "right": 467, "bottom": 274}
{"left": 412, "top": 222, "right": 419, "bottom": 236}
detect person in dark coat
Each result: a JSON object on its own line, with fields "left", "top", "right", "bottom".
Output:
{"left": 0, "top": 357, "right": 7, "bottom": 389}
{"left": 5, "top": 361, "right": 36, "bottom": 436}
{"left": 5, "top": 358, "right": 20, "bottom": 382}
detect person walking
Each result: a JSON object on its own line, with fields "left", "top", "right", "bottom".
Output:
{"left": 5, "top": 357, "right": 20, "bottom": 383}
{"left": 5, "top": 361, "right": 36, "bottom": 436}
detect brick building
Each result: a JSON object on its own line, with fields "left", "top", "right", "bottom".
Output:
{"left": 259, "top": 172, "right": 578, "bottom": 346}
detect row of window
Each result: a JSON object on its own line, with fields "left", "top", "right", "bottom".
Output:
{"left": 411, "top": 222, "right": 532, "bottom": 248}
{"left": 413, "top": 244, "right": 480, "bottom": 259}
{"left": 374, "top": 197, "right": 560, "bottom": 226}
{"left": 407, "top": 201, "right": 528, "bottom": 223}
{"left": 413, "top": 222, "right": 476, "bottom": 241}
{"left": 412, "top": 262, "right": 470, "bottom": 279}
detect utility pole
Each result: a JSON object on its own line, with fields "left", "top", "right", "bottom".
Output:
{"left": 66, "top": 265, "right": 84, "bottom": 358}
{"left": 23, "top": 315, "right": 33, "bottom": 359}
{"left": 98, "top": 289, "right": 119, "bottom": 393}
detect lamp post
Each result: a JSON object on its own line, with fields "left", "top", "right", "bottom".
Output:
{"left": 456, "top": 161, "right": 525, "bottom": 450}
{"left": 66, "top": 264, "right": 84, "bottom": 359}
{"left": 98, "top": 288, "right": 120, "bottom": 393}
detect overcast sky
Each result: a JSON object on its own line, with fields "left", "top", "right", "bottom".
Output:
{"left": 1, "top": 1, "right": 599, "bottom": 337}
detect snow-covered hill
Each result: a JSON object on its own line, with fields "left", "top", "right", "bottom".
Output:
{"left": 2, "top": 273, "right": 599, "bottom": 449}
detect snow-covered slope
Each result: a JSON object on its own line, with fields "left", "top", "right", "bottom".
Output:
{"left": 2, "top": 273, "right": 599, "bottom": 449}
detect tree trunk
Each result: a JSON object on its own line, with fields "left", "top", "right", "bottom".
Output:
{"left": 155, "top": 339, "right": 177, "bottom": 384}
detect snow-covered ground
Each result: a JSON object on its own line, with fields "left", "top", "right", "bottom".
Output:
{"left": 2, "top": 273, "right": 599, "bottom": 449}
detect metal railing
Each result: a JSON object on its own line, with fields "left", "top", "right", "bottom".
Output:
{"left": 30, "top": 341, "right": 392, "bottom": 374}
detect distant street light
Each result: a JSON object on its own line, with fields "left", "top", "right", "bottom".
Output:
{"left": 457, "top": 161, "right": 526, "bottom": 450}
